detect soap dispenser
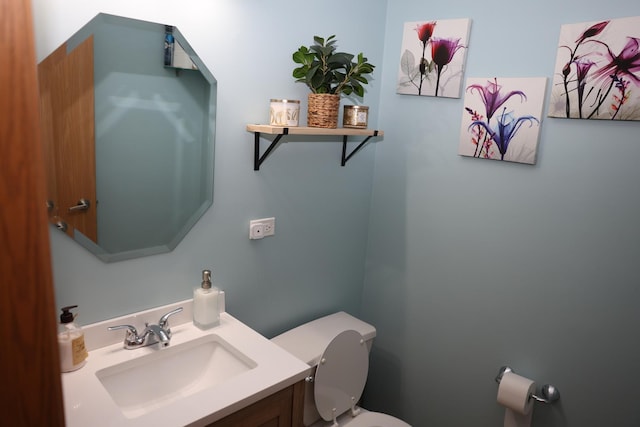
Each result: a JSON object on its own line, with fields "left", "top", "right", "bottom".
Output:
{"left": 58, "top": 305, "right": 88, "bottom": 372}
{"left": 193, "top": 269, "right": 220, "bottom": 329}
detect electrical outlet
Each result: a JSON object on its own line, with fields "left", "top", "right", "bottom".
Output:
{"left": 249, "top": 217, "right": 275, "bottom": 239}
{"left": 262, "top": 218, "right": 275, "bottom": 236}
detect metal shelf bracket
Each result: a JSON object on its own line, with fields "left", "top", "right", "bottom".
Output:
{"left": 253, "top": 129, "right": 288, "bottom": 171}
{"left": 341, "top": 131, "right": 378, "bottom": 166}
{"left": 251, "top": 127, "right": 381, "bottom": 170}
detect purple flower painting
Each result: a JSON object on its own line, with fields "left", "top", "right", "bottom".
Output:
{"left": 397, "top": 18, "right": 471, "bottom": 98}
{"left": 459, "top": 77, "right": 547, "bottom": 165}
{"left": 549, "top": 16, "right": 640, "bottom": 121}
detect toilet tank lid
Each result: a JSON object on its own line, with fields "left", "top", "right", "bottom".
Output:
{"left": 271, "top": 311, "right": 376, "bottom": 366}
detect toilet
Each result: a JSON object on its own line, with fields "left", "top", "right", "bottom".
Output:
{"left": 271, "top": 312, "right": 411, "bottom": 427}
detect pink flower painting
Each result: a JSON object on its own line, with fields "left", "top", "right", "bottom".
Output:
{"left": 397, "top": 18, "right": 471, "bottom": 98}
{"left": 549, "top": 16, "right": 640, "bottom": 121}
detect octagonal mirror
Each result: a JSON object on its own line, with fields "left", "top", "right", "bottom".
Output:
{"left": 39, "top": 13, "right": 216, "bottom": 262}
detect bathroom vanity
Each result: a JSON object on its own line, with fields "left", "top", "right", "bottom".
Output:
{"left": 62, "top": 301, "right": 310, "bottom": 427}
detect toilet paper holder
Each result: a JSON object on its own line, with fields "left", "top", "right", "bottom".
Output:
{"left": 495, "top": 366, "right": 560, "bottom": 404}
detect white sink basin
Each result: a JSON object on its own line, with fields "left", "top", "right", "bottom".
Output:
{"left": 95, "top": 334, "right": 257, "bottom": 419}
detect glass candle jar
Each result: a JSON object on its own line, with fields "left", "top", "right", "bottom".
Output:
{"left": 342, "top": 105, "right": 369, "bottom": 128}
{"left": 270, "top": 99, "right": 300, "bottom": 126}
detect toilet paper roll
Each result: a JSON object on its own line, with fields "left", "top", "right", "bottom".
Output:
{"left": 497, "top": 372, "right": 536, "bottom": 427}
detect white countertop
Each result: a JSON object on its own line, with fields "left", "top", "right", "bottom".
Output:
{"left": 62, "top": 300, "right": 311, "bottom": 427}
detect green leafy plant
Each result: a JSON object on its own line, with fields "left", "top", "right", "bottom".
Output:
{"left": 292, "top": 35, "right": 375, "bottom": 97}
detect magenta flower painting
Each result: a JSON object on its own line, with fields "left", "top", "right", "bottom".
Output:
{"left": 549, "top": 16, "right": 640, "bottom": 121}
{"left": 397, "top": 18, "right": 471, "bottom": 98}
{"left": 459, "top": 77, "right": 547, "bottom": 165}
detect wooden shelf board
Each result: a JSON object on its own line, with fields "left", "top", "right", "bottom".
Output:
{"left": 246, "top": 124, "right": 383, "bottom": 137}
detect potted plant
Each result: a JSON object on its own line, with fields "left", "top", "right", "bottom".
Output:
{"left": 292, "top": 35, "right": 375, "bottom": 128}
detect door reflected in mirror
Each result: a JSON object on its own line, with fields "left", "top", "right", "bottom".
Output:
{"left": 39, "top": 13, "right": 216, "bottom": 262}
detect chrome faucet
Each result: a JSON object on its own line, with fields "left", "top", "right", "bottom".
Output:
{"left": 108, "top": 307, "right": 183, "bottom": 349}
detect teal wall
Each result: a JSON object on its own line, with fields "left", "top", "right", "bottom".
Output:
{"left": 362, "top": 1, "right": 640, "bottom": 426}
{"left": 33, "top": 0, "right": 640, "bottom": 426}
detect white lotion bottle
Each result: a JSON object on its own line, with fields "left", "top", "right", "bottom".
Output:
{"left": 58, "top": 305, "right": 88, "bottom": 372}
{"left": 193, "top": 269, "right": 220, "bottom": 329}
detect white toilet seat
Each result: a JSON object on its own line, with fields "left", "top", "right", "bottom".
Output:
{"left": 314, "top": 330, "right": 369, "bottom": 422}
{"left": 338, "top": 410, "right": 411, "bottom": 427}
{"left": 313, "top": 330, "right": 411, "bottom": 427}
{"left": 310, "top": 409, "right": 411, "bottom": 427}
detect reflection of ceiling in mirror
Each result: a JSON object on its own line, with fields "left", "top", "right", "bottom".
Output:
{"left": 38, "top": 13, "right": 216, "bottom": 263}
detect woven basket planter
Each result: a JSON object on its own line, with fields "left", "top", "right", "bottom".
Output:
{"left": 307, "top": 93, "right": 340, "bottom": 128}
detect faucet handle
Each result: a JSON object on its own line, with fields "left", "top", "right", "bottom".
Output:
{"left": 158, "top": 307, "right": 183, "bottom": 329}
{"left": 108, "top": 324, "right": 143, "bottom": 347}
{"left": 108, "top": 324, "right": 138, "bottom": 335}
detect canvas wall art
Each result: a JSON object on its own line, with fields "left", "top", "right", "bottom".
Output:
{"left": 459, "top": 77, "right": 547, "bottom": 165}
{"left": 548, "top": 16, "right": 640, "bottom": 121}
{"left": 397, "top": 18, "right": 471, "bottom": 98}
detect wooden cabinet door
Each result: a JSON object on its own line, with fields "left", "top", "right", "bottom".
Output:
{"left": 207, "top": 381, "right": 305, "bottom": 427}
{"left": 208, "top": 386, "right": 292, "bottom": 427}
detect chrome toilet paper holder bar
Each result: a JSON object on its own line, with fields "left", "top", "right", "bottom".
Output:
{"left": 495, "top": 366, "right": 560, "bottom": 404}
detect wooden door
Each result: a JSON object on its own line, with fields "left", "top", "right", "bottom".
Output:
{"left": 0, "top": 0, "right": 65, "bottom": 424}
{"left": 39, "top": 36, "right": 98, "bottom": 242}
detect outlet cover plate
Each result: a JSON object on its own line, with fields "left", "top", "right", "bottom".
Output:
{"left": 249, "top": 217, "right": 275, "bottom": 239}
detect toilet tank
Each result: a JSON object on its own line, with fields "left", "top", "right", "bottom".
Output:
{"left": 271, "top": 311, "right": 376, "bottom": 367}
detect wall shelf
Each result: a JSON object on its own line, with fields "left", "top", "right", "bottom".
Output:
{"left": 247, "top": 124, "right": 384, "bottom": 170}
